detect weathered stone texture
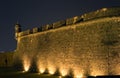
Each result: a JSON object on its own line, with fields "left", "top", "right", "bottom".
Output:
{"left": 15, "top": 16, "right": 120, "bottom": 75}
{"left": 13, "top": 7, "right": 120, "bottom": 76}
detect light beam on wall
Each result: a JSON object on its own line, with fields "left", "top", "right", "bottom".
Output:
{"left": 23, "top": 55, "right": 31, "bottom": 72}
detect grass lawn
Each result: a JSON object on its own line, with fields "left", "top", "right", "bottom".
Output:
{"left": 0, "top": 67, "right": 59, "bottom": 78}
{"left": 0, "top": 67, "right": 120, "bottom": 78}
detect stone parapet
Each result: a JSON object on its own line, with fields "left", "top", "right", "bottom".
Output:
{"left": 16, "top": 7, "right": 120, "bottom": 39}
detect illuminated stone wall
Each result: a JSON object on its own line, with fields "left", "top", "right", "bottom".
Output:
{"left": 14, "top": 7, "right": 120, "bottom": 77}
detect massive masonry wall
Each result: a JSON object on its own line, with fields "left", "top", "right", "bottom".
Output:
{"left": 14, "top": 7, "right": 120, "bottom": 76}
{"left": 0, "top": 52, "right": 14, "bottom": 67}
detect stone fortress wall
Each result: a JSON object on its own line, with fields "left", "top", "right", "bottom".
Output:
{"left": 16, "top": 7, "right": 120, "bottom": 38}
{"left": 0, "top": 52, "right": 14, "bottom": 67}
{"left": 14, "top": 7, "right": 120, "bottom": 77}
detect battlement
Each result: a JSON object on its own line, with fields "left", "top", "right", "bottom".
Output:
{"left": 15, "top": 7, "right": 120, "bottom": 38}
{"left": 14, "top": 7, "right": 120, "bottom": 75}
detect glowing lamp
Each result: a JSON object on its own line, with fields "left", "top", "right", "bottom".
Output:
{"left": 38, "top": 67, "right": 46, "bottom": 74}
{"left": 24, "top": 64, "right": 30, "bottom": 72}
{"left": 60, "top": 69, "right": 69, "bottom": 76}
{"left": 23, "top": 57, "right": 31, "bottom": 72}
{"left": 48, "top": 66, "right": 56, "bottom": 75}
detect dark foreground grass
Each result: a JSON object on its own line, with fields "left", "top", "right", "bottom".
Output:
{"left": 0, "top": 67, "right": 58, "bottom": 78}
{"left": 0, "top": 67, "right": 120, "bottom": 78}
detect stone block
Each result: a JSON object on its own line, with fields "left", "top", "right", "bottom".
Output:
{"left": 42, "top": 25, "right": 48, "bottom": 31}
{"left": 53, "top": 20, "right": 66, "bottom": 28}
{"left": 19, "top": 29, "right": 31, "bottom": 37}
{"left": 66, "top": 17, "right": 74, "bottom": 25}
{"left": 42, "top": 24, "right": 53, "bottom": 31}
{"left": 66, "top": 16, "right": 83, "bottom": 25}
{"left": 33, "top": 27, "right": 39, "bottom": 33}
{"left": 47, "top": 24, "right": 53, "bottom": 30}
{"left": 73, "top": 16, "right": 83, "bottom": 23}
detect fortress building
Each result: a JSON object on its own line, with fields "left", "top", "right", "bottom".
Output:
{"left": 0, "top": 7, "right": 120, "bottom": 77}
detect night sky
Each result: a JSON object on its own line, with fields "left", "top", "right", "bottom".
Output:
{"left": 0, "top": 0, "right": 119, "bottom": 52}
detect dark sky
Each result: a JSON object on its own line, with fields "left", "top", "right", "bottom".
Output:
{"left": 0, "top": 0, "right": 119, "bottom": 52}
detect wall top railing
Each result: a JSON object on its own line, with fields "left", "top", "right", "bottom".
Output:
{"left": 15, "top": 7, "right": 120, "bottom": 38}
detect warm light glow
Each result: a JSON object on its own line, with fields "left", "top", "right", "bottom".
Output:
{"left": 49, "top": 69, "right": 56, "bottom": 75}
{"left": 37, "top": 60, "right": 46, "bottom": 74}
{"left": 37, "top": 64, "right": 46, "bottom": 73}
{"left": 48, "top": 66, "right": 56, "bottom": 75}
{"left": 102, "top": 8, "right": 107, "bottom": 11}
{"left": 39, "top": 67, "right": 46, "bottom": 73}
{"left": 47, "top": 63, "right": 56, "bottom": 75}
{"left": 90, "top": 70, "right": 105, "bottom": 76}
{"left": 115, "top": 64, "right": 120, "bottom": 75}
{"left": 73, "top": 69, "right": 84, "bottom": 78}
{"left": 59, "top": 76, "right": 62, "bottom": 78}
{"left": 23, "top": 56, "right": 31, "bottom": 72}
{"left": 60, "top": 68, "right": 69, "bottom": 76}
{"left": 74, "top": 75, "right": 83, "bottom": 78}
